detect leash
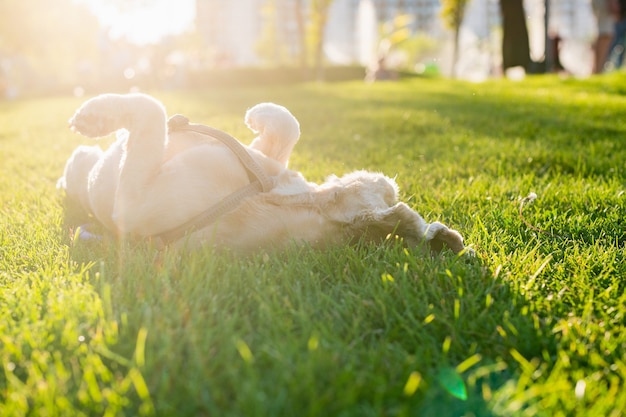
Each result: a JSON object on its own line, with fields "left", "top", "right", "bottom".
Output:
{"left": 155, "top": 115, "right": 274, "bottom": 244}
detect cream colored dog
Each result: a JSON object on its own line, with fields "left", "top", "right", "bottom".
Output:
{"left": 58, "top": 93, "right": 471, "bottom": 255}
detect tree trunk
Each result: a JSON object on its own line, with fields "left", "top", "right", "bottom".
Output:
{"left": 312, "top": 0, "right": 334, "bottom": 81}
{"left": 451, "top": 25, "right": 460, "bottom": 78}
{"left": 294, "top": 0, "right": 308, "bottom": 70}
{"left": 500, "top": 0, "right": 531, "bottom": 71}
{"left": 314, "top": 12, "right": 328, "bottom": 81}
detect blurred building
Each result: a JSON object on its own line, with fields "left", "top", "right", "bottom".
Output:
{"left": 196, "top": 0, "right": 264, "bottom": 66}
{"left": 372, "top": 0, "right": 441, "bottom": 31}
{"left": 195, "top": 0, "right": 443, "bottom": 67}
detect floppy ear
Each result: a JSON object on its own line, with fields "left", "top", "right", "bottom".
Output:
{"left": 425, "top": 222, "right": 466, "bottom": 255}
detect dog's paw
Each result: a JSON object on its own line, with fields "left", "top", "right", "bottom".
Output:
{"left": 69, "top": 94, "right": 122, "bottom": 138}
{"left": 246, "top": 103, "right": 300, "bottom": 166}
{"left": 245, "top": 103, "right": 300, "bottom": 139}
{"left": 425, "top": 222, "right": 468, "bottom": 255}
{"left": 245, "top": 103, "right": 278, "bottom": 134}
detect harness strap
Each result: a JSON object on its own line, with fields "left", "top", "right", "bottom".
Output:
{"left": 167, "top": 114, "right": 273, "bottom": 192}
{"left": 156, "top": 180, "right": 264, "bottom": 243}
{"left": 155, "top": 115, "right": 273, "bottom": 244}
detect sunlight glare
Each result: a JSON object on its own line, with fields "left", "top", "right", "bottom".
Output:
{"left": 84, "top": 0, "right": 195, "bottom": 45}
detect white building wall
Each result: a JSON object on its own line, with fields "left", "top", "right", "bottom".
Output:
{"left": 196, "top": 0, "right": 262, "bottom": 66}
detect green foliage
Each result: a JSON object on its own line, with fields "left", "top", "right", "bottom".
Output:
{"left": 390, "top": 33, "right": 442, "bottom": 71}
{"left": 255, "top": 0, "right": 292, "bottom": 66}
{"left": 254, "top": 0, "right": 333, "bottom": 73}
{"left": 440, "top": 0, "right": 470, "bottom": 30}
{"left": 380, "top": 14, "right": 414, "bottom": 47}
{"left": 440, "top": 0, "right": 470, "bottom": 78}
{"left": 1, "top": 74, "right": 625, "bottom": 416}
{"left": 309, "top": 0, "right": 335, "bottom": 79}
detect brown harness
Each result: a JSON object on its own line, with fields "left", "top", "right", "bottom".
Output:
{"left": 155, "top": 114, "right": 274, "bottom": 243}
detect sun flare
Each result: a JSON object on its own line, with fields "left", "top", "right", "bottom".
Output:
{"left": 84, "top": 0, "right": 195, "bottom": 45}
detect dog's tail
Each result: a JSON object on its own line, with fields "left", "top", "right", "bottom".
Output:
{"left": 245, "top": 103, "right": 300, "bottom": 167}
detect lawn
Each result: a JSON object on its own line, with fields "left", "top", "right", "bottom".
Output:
{"left": 0, "top": 74, "right": 624, "bottom": 416}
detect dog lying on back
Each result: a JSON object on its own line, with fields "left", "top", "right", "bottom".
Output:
{"left": 58, "top": 93, "right": 471, "bottom": 255}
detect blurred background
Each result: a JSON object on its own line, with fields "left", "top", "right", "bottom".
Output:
{"left": 0, "top": 0, "right": 612, "bottom": 98}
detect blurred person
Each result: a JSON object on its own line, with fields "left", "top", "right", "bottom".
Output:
{"left": 547, "top": 34, "right": 565, "bottom": 73}
{"left": 365, "top": 56, "right": 397, "bottom": 82}
{"left": 547, "top": 0, "right": 574, "bottom": 73}
{"left": 607, "top": 0, "right": 626, "bottom": 69}
{"left": 591, "top": 0, "right": 616, "bottom": 73}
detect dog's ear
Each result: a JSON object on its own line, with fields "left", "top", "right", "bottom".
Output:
{"left": 426, "top": 222, "right": 466, "bottom": 255}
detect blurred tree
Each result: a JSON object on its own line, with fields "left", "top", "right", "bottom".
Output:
{"left": 365, "top": 14, "right": 414, "bottom": 81}
{"left": 440, "top": 0, "right": 469, "bottom": 78}
{"left": 310, "top": 0, "right": 334, "bottom": 81}
{"left": 376, "top": 14, "right": 416, "bottom": 69}
{"left": 393, "top": 34, "right": 441, "bottom": 72}
{"left": 256, "top": 0, "right": 286, "bottom": 65}
{"left": 380, "top": 13, "right": 413, "bottom": 50}
{"left": 222, "top": 0, "right": 331, "bottom": 79}
{"left": 500, "top": 0, "right": 531, "bottom": 72}
{"left": 0, "top": 0, "right": 100, "bottom": 88}
{"left": 256, "top": 0, "right": 310, "bottom": 70}
{"left": 294, "top": 0, "right": 308, "bottom": 70}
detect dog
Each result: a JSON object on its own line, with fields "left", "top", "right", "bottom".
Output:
{"left": 58, "top": 93, "right": 472, "bottom": 255}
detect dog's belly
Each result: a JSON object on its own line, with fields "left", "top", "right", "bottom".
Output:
{"left": 116, "top": 144, "right": 252, "bottom": 236}
{"left": 164, "top": 130, "right": 217, "bottom": 161}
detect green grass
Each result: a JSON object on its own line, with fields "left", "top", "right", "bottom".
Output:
{"left": 1, "top": 74, "right": 625, "bottom": 416}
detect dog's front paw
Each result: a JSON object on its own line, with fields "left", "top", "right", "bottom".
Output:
{"left": 69, "top": 94, "right": 123, "bottom": 138}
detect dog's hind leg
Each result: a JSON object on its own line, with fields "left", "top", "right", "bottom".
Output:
{"left": 57, "top": 144, "right": 103, "bottom": 223}
{"left": 246, "top": 103, "right": 300, "bottom": 167}
{"left": 348, "top": 202, "right": 470, "bottom": 255}
{"left": 69, "top": 93, "right": 168, "bottom": 234}
{"left": 69, "top": 93, "right": 166, "bottom": 140}
{"left": 347, "top": 202, "right": 426, "bottom": 245}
